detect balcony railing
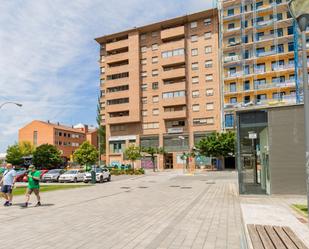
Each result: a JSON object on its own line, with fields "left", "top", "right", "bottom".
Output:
{"left": 224, "top": 55, "right": 240, "bottom": 63}
{"left": 255, "top": 19, "right": 275, "bottom": 29}
{"left": 225, "top": 27, "right": 241, "bottom": 32}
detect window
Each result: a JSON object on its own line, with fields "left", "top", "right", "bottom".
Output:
{"left": 230, "top": 97, "right": 237, "bottom": 103}
{"left": 191, "top": 62, "right": 198, "bottom": 70}
{"left": 204, "top": 18, "right": 211, "bottom": 26}
{"left": 140, "top": 33, "right": 146, "bottom": 40}
{"left": 141, "top": 58, "right": 147, "bottom": 65}
{"left": 152, "top": 69, "right": 159, "bottom": 76}
{"left": 152, "top": 43, "right": 158, "bottom": 51}
{"left": 141, "top": 46, "right": 147, "bottom": 52}
{"left": 204, "top": 32, "right": 212, "bottom": 39}
{"left": 191, "top": 35, "right": 198, "bottom": 42}
{"left": 228, "top": 23, "right": 235, "bottom": 30}
{"left": 192, "top": 77, "right": 199, "bottom": 84}
{"left": 244, "top": 96, "right": 250, "bottom": 104}
{"left": 142, "top": 110, "right": 148, "bottom": 117}
{"left": 191, "top": 48, "right": 198, "bottom": 56}
{"left": 107, "top": 72, "right": 129, "bottom": 80}
{"left": 152, "top": 109, "right": 159, "bottom": 115}
{"left": 230, "top": 83, "right": 236, "bottom": 92}
{"left": 152, "top": 31, "right": 158, "bottom": 37}
{"left": 152, "top": 95, "right": 159, "bottom": 103}
{"left": 205, "top": 46, "right": 212, "bottom": 54}
{"left": 152, "top": 56, "right": 158, "bottom": 64}
{"left": 287, "top": 11, "right": 292, "bottom": 19}
{"left": 101, "top": 67, "right": 105, "bottom": 74}
{"left": 228, "top": 8, "right": 234, "bottom": 16}
{"left": 206, "top": 88, "right": 214, "bottom": 96}
{"left": 192, "top": 90, "right": 200, "bottom": 98}
{"left": 192, "top": 104, "right": 200, "bottom": 112}
{"left": 244, "top": 81, "right": 250, "bottom": 91}
{"left": 288, "top": 42, "right": 294, "bottom": 52}
{"left": 152, "top": 82, "right": 159, "bottom": 90}
{"left": 162, "top": 91, "right": 185, "bottom": 99}
{"left": 287, "top": 26, "right": 293, "bottom": 35}
{"left": 143, "top": 122, "right": 159, "bottom": 130}
{"left": 110, "top": 125, "right": 125, "bottom": 132}
{"left": 100, "top": 56, "right": 105, "bottom": 62}
{"left": 206, "top": 102, "right": 214, "bottom": 110}
{"left": 107, "top": 85, "right": 129, "bottom": 93}
{"left": 190, "top": 21, "right": 197, "bottom": 28}
{"left": 193, "top": 118, "right": 214, "bottom": 125}
{"left": 228, "top": 37, "right": 236, "bottom": 44}
{"left": 257, "top": 94, "right": 267, "bottom": 102}
{"left": 141, "top": 71, "right": 147, "bottom": 78}
{"left": 205, "top": 60, "right": 213, "bottom": 68}
{"left": 142, "top": 97, "right": 147, "bottom": 104}
{"left": 107, "top": 98, "right": 129, "bottom": 105}
{"left": 205, "top": 74, "right": 213, "bottom": 82}
{"left": 141, "top": 84, "right": 147, "bottom": 91}
{"left": 225, "top": 114, "right": 234, "bottom": 128}
{"left": 161, "top": 48, "right": 184, "bottom": 58}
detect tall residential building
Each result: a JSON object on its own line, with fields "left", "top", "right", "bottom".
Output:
{"left": 95, "top": 9, "right": 221, "bottom": 170}
{"left": 19, "top": 120, "right": 98, "bottom": 161}
{"left": 219, "top": 0, "right": 305, "bottom": 129}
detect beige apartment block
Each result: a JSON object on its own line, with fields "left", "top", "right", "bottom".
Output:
{"left": 95, "top": 9, "right": 221, "bottom": 170}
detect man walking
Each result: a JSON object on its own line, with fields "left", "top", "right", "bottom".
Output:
{"left": 0, "top": 163, "right": 17, "bottom": 206}
{"left": 23, "top": 165, "right": 41, "bottom": 208}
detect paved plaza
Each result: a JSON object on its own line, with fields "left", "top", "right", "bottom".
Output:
{"left": 0, "top": 171, "right": 244, "bottom": 249}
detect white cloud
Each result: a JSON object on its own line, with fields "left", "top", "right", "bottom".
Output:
{"left": 0, "top": 0, "right": 214, "bottom": 151}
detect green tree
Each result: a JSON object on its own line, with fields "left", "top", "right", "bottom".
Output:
{"left": 19, "top": 141, "right": 35, "bottom": 156}
{"left": 97, "top": 96, "right": 106, "bottom": 161}
{"left": 6, "top": 144, "right": 23, "bottom": 165}
{"left": 124, "top": 145, "right": 141, "bottom": 170}
{"left": 73, "top": 141, "right": 99, "bottom": 166}
{"left": 33, "top": 144, "right": 62, "bottom": 169}
{"left": 141, "top": 147, "right": 165, "bottom": 172}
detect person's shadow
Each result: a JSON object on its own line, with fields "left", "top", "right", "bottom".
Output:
{"left": 13, "top": 203, "right": 55, "bottom": 208}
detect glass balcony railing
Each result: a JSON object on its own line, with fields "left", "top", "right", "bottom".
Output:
{"left": 255, "top": 19, "right": 275, "bottom": 29}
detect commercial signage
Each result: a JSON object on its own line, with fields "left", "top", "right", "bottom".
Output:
{"left": 167, "top": 127, "right": 183, "bottom": 134}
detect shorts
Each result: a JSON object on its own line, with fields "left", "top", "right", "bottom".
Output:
{"left": 1, "top": 185, "right": 13, "bottom": 194}
{"left": 27, "top": 188, "right": 40, "bottom": 195}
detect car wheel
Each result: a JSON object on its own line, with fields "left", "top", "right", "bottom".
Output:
{"left": 74, "top": 178, "right": 77, "bottom": 183}
{"left": 107, "top": 175, "right": 111, "bottom": 182}
{"left": 100, "top": 176, "right": 104, "bottom": 183}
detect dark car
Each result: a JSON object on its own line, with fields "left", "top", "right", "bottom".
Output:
{"left": 15, "top": 170, "right": 27, "bottom": 182}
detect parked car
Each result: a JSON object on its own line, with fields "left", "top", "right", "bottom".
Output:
{"left": 41, "top": 169, "right": 65, "bottom": 182}
{"left": 15, "top": 170, "right": 27, "bottom": 182}
{"left": 58, "top": 169, "right": 85, "bottom": 183}
{"left": 22, "top": 169, "right": 49, "bottom": 182}
{"left": 83, "top": 167, "right": 111, "bottom": 183}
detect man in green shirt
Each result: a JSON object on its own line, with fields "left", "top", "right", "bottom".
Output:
{"left": 23, "top": 165, "right": 41, "bottom": 208}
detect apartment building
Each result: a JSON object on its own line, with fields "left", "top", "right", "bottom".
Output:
{"left": 19, "top": 121, "right": 98, "bottom": 161}
{"left": 95, "top": 9, "right": 221, "bottom": 170}
{"left": 219, "top": 0, "right": 307, "bottom": 128}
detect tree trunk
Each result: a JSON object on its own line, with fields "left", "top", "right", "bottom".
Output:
{"left": 152, "top": 156, "right": 155, "bottom": 172}
{"left": 132, "top": 161, "right": 134, "bottom": 171}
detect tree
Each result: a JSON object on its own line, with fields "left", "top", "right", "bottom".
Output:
{"left": 33, "top": 144, "right": 62, "bottom": 169}
{"left": 73, "top": 141, "right": 99, "bottom": 166}
{"left": 97, "top": 96, "right": 106, "bottom": 159}
{"left": 6, "top": 144, "right": 23, "bottom": 165}
{"left": 141, "top": 147, "right": 165, "bottom": 172}
{"left": 19, "top": 141, "right": 35, "bottom": 156}
{"left": 196, "top": 132, "right": 236, "bottom": 169}
{"left": 124, "top": 145, "right": 141, "bottom": 170}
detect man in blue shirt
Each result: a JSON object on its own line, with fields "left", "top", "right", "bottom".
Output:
{"left": 0, "top": 163, "right": 17, "bottom": 206}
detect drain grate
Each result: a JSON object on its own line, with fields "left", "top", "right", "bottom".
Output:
{"left": 138, "top": 186, "right": 148, "bottom": 189}
{"left": 169, "top": 185, "right": 180, "bottom": 188}
{"left": 120, "top": 187, "right": 131, "bottom": 189}
{"left": 180, "top": 186, "right": 192, "bottom": 189}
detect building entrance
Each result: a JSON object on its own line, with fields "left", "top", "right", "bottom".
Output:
{"left": 164, "top": 154, "right": 173, "bottom": 169}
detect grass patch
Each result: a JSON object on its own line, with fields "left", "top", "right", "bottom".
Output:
{"left": 12, "top": 185, "right": 91, "bottom": 196}
{"left": 292, "top": 204, "right": 308, "bottom": 217}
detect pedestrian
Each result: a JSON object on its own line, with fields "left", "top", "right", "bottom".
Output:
{"left": 23, "top": 165, "right": 41, "bottom": 208}
{"left": 0, "top": 163, "right": 17, "bottom": 206}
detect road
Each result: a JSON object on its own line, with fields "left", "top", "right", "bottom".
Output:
{"left": 0, "top": 171, "right": 243, "bottom": 249}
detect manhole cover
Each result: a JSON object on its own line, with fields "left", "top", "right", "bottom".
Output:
{"left": 181, "top": 187, "right": 192, "bottom": 189}
{"left": 169, "top": 185, "right": 180, "bottom": 188}
{"left": 138, "top": 186, "right": 148, "bottom": 189}
{"left": 120, "top": 187, "right": 131, "bottom": 189}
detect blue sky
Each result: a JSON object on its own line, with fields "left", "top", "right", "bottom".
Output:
{"left": 0, "top": 0, "right": 215, "bottom": 152}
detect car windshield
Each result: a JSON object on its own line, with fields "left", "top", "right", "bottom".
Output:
{"left": 48, "top": 169, "right": 61, "bottom": 173}
{"left": 64, "top": 170, "right": 77, "bottom": 174}
{"left": 95, "top": 168, "right": 102, "bottom": 173}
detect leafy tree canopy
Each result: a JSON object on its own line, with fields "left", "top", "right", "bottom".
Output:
{"left": 33, "top": 144, "right": 62, "bottom": 169}
{"left": 124, "top": 145, "right": 141, "bottom": 170}
{"left": 73, "top": 141, "right": 99, "bottom": 166}
{"left": 6, "top": 144, "right": 24, "bottom": 165}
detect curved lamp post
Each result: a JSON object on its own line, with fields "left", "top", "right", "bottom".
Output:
{"left": 288, "top": 0, "right": 309, "bottom": 222}
{"left": 0, "top": 102, "right": 23, "bottom": 109}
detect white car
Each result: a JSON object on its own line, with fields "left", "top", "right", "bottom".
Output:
{"left": 83, "top": 168, "right": 111, "bottom": 183}
{"left": 58, "top": 169, "right": 85, "bottom": 183}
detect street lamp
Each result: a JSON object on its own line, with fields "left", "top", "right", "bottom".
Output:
{"left": 288, "top": 0, "right": 309, "bottom": 221}
{"left": 0, "top": 102, "right": 22, "bottom": 109}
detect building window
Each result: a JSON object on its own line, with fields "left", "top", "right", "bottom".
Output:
{"left": 142, "top": 97, "right": 147, "bottom": 104}
{"left": 230, "top": 82, "right": 236, "bottom": 92}
{"left": 205, "top": 60, "right": 213, "bottom": 68}
{"left": 205, "top": 74, "right": 213, "bottom": 82}
{"left": 152, "top": 56, "right": 158, "bottom": 64}
{"left": 152, "top": 109, "right": 159, "bottom": 116}
{"left": 141, "top": 84, "right": 148, "bottom": 91}
{"left": 141, "top": 58, "right": 147, "bottom": 65}
{"left": 193, "top": 118, "right": 214, "bottom": 126}
{"left": 101, "top": 67, "right": 105, "bottom": 74}
{"left": 192, "top": 104, "right": 200, "bottom": 112}
{"left": 206, "top": 102, "right": 214, "bottom": 110}
{"left": 152, "top": 43, "right": 158, "bottom": 51}
{"left": 190, "top": 21, "right": 197, "bottom": 28}
{"left": 228, "top": 8, "right": 235, "bottom": 16}
{"left": 152, "top": 69, "right": 159, "bottom": 76}
{"left": 141, "top": 71, "right": 147, "bottom": 78}
{"left": 110, "top": 125, "right": 125, "bottom": 132}
{"left": 192, "top": 90, "right": 200, "bottom": 98}
{"left": 192, "top": 76, "right": 199, "bottom": 84}
{"left": 228, "top": 23, "right": 235, "bottom": 30}
{"left": 142, "top": 110, "right": 148, "bottom": 117}
{"left": 152, "top": 95, "right": 159, "bottom": 103}
{"left": 191, "top": 35, "right": 198, "bottom": 42}
{"left": 152, "top": 31, "right": 158, "bottom": 37}
{"left": 206, "top": 88, "right": 214, "bottom": 96}
{"left": 244, "top": 81, "right": 250, "bottom": 91}
{"left": 107, "top": 98, "right": 129, "bottom": 105}
{"left": 141, "top": 46, "right": 147, "bottom": 53}
{"left": 143, "top": 122, "right": 159, "bottom": 130}
{"left": 191, "top": 62, "right": 198, "bottom": 70}
{"left": 140, "top": 33, "right": 146, "bottom": 40}
{"left": 204, "top": 32, "right": 212, "bottom": 39}
{"left": 204, "top": 18, "right": 211, "bottom": 26}
{"left": 225, "top": 114, "right": 234, "bottom": 128}
{"left": 33, "top": 131, "right": 38, "bottom": 146}
{"left": 230, "top": 97, "right": 237, "bottom": 103}
{"left": 162, "top": 91, "right": 185, "bottom": 99}
{"left": 191, "top": 48, "right": 198, "bottom": 56}
{"left": 205, "top": 46, "right": 212, "bottom": 54}
{"left": 162, "top": 48, "right": 184, "bottom": 58}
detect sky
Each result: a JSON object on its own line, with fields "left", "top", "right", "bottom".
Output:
{"left": 0, "top": 0, "right": 215, "bottom": 152}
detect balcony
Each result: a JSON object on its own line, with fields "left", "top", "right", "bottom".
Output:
{"left": 161, "top": 96, "right": 186, "bottom": 107}
{"left": 224, "top": 55, "right": 240, "bottom": 63}
{"left": 255, "top": 80, "right": 296, "bottom": 90}
{"left": 106, "top": 103, "right": 129, "bottom": 113}
{"left": 257, "top": 34, "right": 275, "bottom": 42}
{"left": 106, "top": 64, "right": 129, "bottom": 75}
{"left": 163, "top": 110, "right": 186, "bottom": 120}
{"left": 271, "top": 64, "right": 295, "bottom": 72}
{"left": 106, "top": 39, "right": 128, "bottom": 52}
{"left": 255, "top": 19, "right": 275, "bottom": 29}
{"left": 161, "top": 68, "right": 185, "bottom": 80}
{"left": 161, "top": 26, "right": 185, "bottom": 41}
{"left": 224, "top": 27, "right": 241, "bottom": 33}
{"left": 161, "top": 56, "right": 185, "bottom": 66}
{"left": 105, "top": 52, "right": 129, "bottom": 63}
{"left": 225, "top": 72, "right": 243, "bottom": 80}
{"left": 107, "top": 116, "right": 132, "bottom": 125}
{"left": 256, "top": 50, "right": 277, "bottom": 58}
